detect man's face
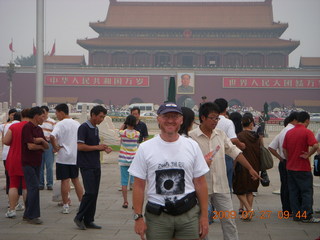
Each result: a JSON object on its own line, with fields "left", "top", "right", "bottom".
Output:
{"left": 35, "top": 113, "right": 45, "bottom": 125}
{"left": 157, "top": 112, "right": 183, "bottom": 135}
{"left": 181, "top": 75, "right": 190, "bottom": 87}
{"left": 201, "top": 112, "right": 220, "bottom": 131}
{"left": 131, "top": 109, "right": 140, "bottom": 121}
{"left": 92, "top": 112, "right": 106, "bottom": 125}
{"left": 43, "top": 110, "right": 49, "bottom": 120}
{"left": 55, "top": 110, "right": 63, "bottom": 121}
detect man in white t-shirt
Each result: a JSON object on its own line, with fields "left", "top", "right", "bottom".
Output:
{"left": 129, "top": 102, "right": 209, "bottom": 240}
{"left": 50, "top": 103, "right": 83, "bottom": 214}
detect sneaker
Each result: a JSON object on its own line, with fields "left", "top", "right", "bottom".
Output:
{"left": 5, "top": 210, "right": 16, "bottom": 218}
{"left": 15, "top": 203, "right": 25, "bottom": 211}
{"left": 301, "top": 217, "right": 320, "bottom": 223}
{"left": 47, "top": 186, "right": 53, "bottom": 190}
{"left": 62, "top": 206, "right": 69, "bottom": 214}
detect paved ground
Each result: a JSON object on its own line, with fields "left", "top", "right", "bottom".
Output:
{"left": 0, "top": 129, "right": 320, "bottom": 240}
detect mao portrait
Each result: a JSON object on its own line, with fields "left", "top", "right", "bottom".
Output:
{"left": 177, "top": 72, "right": 195, "bottom": 94}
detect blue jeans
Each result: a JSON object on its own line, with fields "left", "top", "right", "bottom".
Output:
{"left": 287, "top": 170, "right": 313, "bottom": 220}
{"left": 225, "top": 155, "right": 233, "bottom": 192}
{"left": 39, "top": 143, "right": 54, "bottom": 187}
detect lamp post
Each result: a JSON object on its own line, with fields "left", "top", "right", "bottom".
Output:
{"left": 6, "top": 62, "right": 15, "bottom": 108}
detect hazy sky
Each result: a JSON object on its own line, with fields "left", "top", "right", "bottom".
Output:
{"left": 0, "top": 0, "right": 319, "bottom": 67}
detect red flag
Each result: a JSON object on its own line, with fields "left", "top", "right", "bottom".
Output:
{"left": 50, "top": 41, "right": 55, "bottom": 56}
{"left": 9, "top": 39, "right": 14, "bottom": 52}
{"left": 33, "top": 41, "right": 37, "bottom": 56}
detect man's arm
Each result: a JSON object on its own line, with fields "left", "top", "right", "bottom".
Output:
{"left": 77, "top": 142, "right": 108, "bottom": 152}
{"left": 33, "top": 137, "right": 49, "bottom": 149}
{"left": 268, "top": 147, "right": 284, "bottom": 162}
{"left": 300, "top": 143, "right": 319, "bottom": 159}
{"left": 27, "top": 142, "right": 46, "bottom": 151}
{"left": 132, "top": 177, "right": 147, "bottom": 240}
{"left": 193, "top": 175, "right": 209, "bottom": 239}
{"left": 231, "top": 138, "right": 246, "bottom": 150}
{"left": 236, "top": 153, "right": 260, "bottom": 180}
{"left": 3, "top": 129, "right": 12, "bottom": 146}
{"left": 50, "top": 135, "right": 61, "bottom": 153}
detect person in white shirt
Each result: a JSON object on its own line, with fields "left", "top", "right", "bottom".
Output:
{"left": 129, "top": 102, "right": 209, "bottom": 240}
{"left": 50, "top": 103, "right": 83, "bottom": 214}
{"left": 268, "top": 112, "right": 298, "bottom": 214}
{"left": 39, "top": 106, "right": 56, "bottom": 190}
{"left": 189, "top": 102, "right": 260, "bottom": 240}
{"left": 214, "top": 98, "right": 246, "bottom": 191}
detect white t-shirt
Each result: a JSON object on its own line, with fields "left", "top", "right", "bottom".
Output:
{"left": 268, "top": 123, "right": 295, "bottom": 159}
{"left": 50, "top": 118, "right": 80, "bottom": 165}
{"left": 1, "top": 121, "right": 20, "bottom": 161}
{"left": 128, "top": 135, "right": 209, "bottom": 206}
{"left": 216, "top": 115, "right": 237, "bottom": 139}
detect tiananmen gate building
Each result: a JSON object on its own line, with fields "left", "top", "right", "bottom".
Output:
{"left": 0, "top": 0, "right": 319, "bottom": 111}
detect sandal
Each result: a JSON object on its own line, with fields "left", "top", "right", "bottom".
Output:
{"left": 238, "top": 208, "right": 244, "bottom": 215}
{"left": 122, "top": 202, "right": 128, "bottom": 209}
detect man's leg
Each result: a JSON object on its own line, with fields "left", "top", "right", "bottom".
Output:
{"left": 211, "top": 193, "right": 239, "bottom": 240}
{"left": 45, "top": 143, "right": 54, "bottom": 189}
{"left": 39, "top": 153, "right": 45, "bottom": 189}
{"left": 23, "top": 166, "right": 41, "bottom": 219}
{"left": 287, "top": 170, "right": 300, "bottom": 221}
{"left": 294, "top": 171, "right": 313, "bottom": 220}
{"left": 278, "top": 160, "right": 291, "bottom": 212}
{"left": 71, "top": 177, "right": 83, "bottom": 202}
{"left": 61, "top": 178, "right": 71, "bottom": 204}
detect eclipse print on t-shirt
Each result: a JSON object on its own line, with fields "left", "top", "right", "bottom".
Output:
{"left": 155, "top": 169, "right": 185, "bottom": 195}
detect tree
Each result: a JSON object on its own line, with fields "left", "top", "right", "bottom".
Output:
{"left": 14, "top": 54, "right": 36, "bottom": 66}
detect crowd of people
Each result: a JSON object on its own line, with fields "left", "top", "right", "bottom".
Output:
{"left": 0, "top": 99, "right": 319, "bottom": 239}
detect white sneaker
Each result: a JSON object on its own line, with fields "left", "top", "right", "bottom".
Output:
{"left": 62, "top": 206, "right": 69, "bottom": 214}
{"left": 302, "top": 217, "right": 320, "bottom": 223}
{"left": 15, "top": 203, "right": 25, "bottom": 211}
{"left": 5, "top": 210, "right": 16, "bottom": 218}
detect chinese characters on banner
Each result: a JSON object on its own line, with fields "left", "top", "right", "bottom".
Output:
{"left": 45, "top": 75, "right": 149, "bottom": 87}
{"left": 223, "top": 77, "right": 320, "bottom": 89}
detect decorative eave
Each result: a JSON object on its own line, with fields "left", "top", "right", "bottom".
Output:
{"left": 90, "top": 0, "right": 285, "bottom": 31}
{"left": 77, "top": 37, "right": 299, "bottom": 52}
{"left": 299, "top": 57, "right": 320, "bottom": 68}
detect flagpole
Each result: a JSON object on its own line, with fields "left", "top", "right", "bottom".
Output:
{"left": 36, "top": 0, "right": 44, "bottom": 106}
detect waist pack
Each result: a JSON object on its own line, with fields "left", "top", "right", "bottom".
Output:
{"left": 146, "top": 192, "right": 197, "bottom": 216}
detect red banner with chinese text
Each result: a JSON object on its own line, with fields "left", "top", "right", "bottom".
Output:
{"left": 45, "top": 75, "right": 149, "bottom": 87}
{"left": 223, "top": 77, "right": 320, "bottom": 89}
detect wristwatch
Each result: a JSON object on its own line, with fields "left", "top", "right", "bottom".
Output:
{"left": 133, "top": 213, "right": 143, "bottom": 221}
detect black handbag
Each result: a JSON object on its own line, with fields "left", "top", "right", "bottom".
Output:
{"left": 260, "top": 170, "right": 270, "bottom": 187}
{"left": 314, "top": 154, "right": 320, "bottom": 176}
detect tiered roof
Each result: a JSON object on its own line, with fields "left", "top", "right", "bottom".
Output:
{"left": 78, "top": 0, "right": 299, "bottom": 53}
{"left": 90, "top": 0, "right": 286, "bottom": 31}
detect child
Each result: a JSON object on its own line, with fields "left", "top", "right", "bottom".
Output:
{"left": 118, "top": 115, "right": 140, "bottom": 208}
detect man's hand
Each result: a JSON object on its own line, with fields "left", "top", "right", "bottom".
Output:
{"left": 134, "top": 218, "right": 147, "bottom": 240}
{"left": 105, "top": 146, "right": 113, "bottom": 154}
{"left": 96, "top": 144, "right": 108, "bottom": 151}
{"left": 199, "top": 215, "right": 209, "bottom": 239}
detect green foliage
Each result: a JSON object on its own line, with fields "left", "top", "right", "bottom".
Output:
{"left": 14, "top": 54, "right": 35, "bottom": 66}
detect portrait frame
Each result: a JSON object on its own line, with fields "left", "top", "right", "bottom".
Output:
{"left": 176, "top": 72, "right": 195, "bottom": 95}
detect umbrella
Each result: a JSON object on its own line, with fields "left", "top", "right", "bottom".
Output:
{"left": 167, "top": 76, "right": 176, "bottom": 103}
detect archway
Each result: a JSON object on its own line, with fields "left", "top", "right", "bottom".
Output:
{"left": 228, "top": 98, "right": 242, "bottom": 107}
{"left": 129, "top": 97, "right": 144, "bottom": 104}
{"left": 177, "top": 95, "right": 196, "bottom": 108}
